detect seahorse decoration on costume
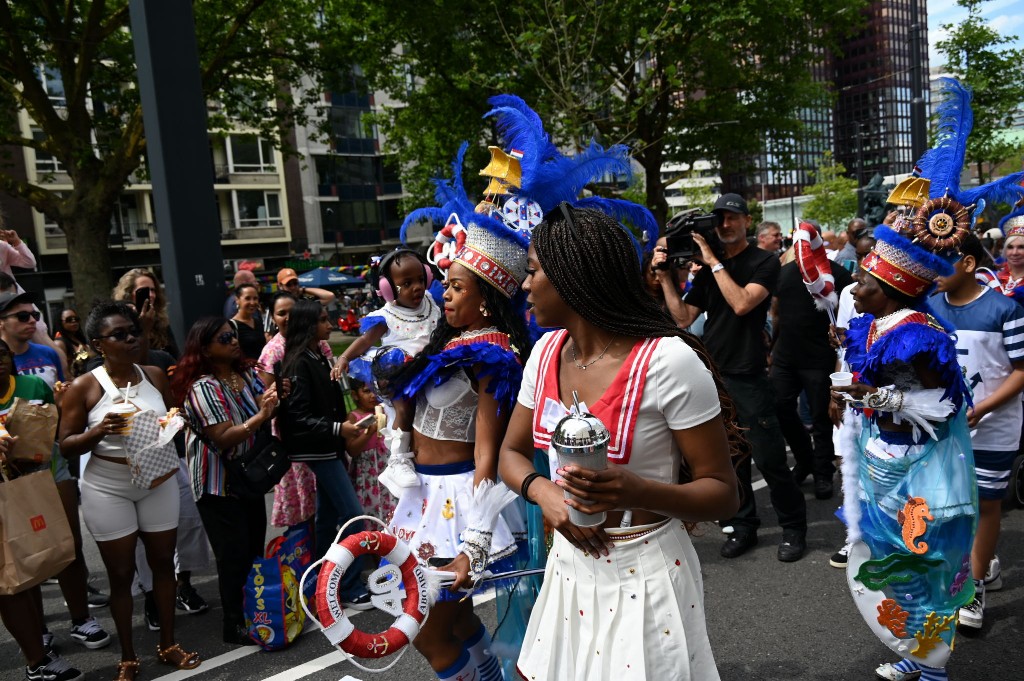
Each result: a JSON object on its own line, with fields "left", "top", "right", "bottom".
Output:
{"left": 897, "top": 496, "right": 933, "bottom": 555}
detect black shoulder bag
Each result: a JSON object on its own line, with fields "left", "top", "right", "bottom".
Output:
{"left": 185, "top": 400, "right": 290, "bottom": 500}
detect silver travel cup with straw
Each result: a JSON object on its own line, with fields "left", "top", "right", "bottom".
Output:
{"left": 551, "top": 391, "right": 610, "bottom": 527}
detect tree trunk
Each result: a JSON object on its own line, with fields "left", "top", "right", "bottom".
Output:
{"left": 642, "top": 154, "right": 668, "bottom": 229}
{"left": 62, "top": 214, "right": 115, "bottom": 310}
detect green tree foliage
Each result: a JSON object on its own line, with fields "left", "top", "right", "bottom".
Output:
{"left": 0, "top": 0, "right": 337, "bottom": 306}
{"left": 328, "top": 0, "right": 863, "bottom": 225}
{"left": 802, "top": 151, "right": 858, "bottom": 231}
{"left": 936, "top": 0, "right": 1024, "bottom": 183}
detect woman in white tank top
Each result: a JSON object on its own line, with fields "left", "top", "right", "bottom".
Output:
{"left": 59, "top": 302, "right": 200, "bottom": 679}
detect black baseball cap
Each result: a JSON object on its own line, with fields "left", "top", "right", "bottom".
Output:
{"left": 713, "top": 193, "right": 749, "bottom": 215}
{"left": 712, "top": 192, "right": 753, "bottom": 214}
{"left": 0, "top": 290, "right": 35, "bottom": 315}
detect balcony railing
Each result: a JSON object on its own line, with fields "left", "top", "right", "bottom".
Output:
{"left": 212, "top": 163, "right": 280, "bottom": 185}
{"left": 42, "top": 218, "right": 288, "bottom": 251}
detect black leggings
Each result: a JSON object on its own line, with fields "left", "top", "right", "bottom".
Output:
{"left": 196, "top": 493, "right": 266, "bottom": 629}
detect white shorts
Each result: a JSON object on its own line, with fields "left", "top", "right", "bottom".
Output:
{"left": 81, "top": 455, "right": 179, "bottom": 542}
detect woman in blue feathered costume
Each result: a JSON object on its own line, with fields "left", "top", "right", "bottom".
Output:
{"left": 384, "top": 213, "right": 533, "bottom": 681}
{"left": 832, "top": 226, "right": 976, "bottom": 681}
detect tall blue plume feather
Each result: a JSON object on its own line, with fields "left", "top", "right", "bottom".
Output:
{"left": 400, "top": 207, "right": 448, "bottom": 243}
{"left": 575, "top": 196, "right": 658, "bottom": 254}
{"left": 958, "top": 170, "right": 1024, "bottom": 209}
{"left": 528, "top": 141, "right": 633, "bottom": 213}
{"left": 483, "top": 105, "right": 556, "bottom": 188}
{"left": 432, "top": 141, "right": 474, "bottom": 215}
{"left": 487, "top": 95, "right": 546, "bottom": 138}
{"left": 917, "top": 78, "right": 973, "bottom": 199}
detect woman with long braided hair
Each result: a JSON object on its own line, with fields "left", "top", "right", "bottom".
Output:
{"left": 499, "top": 204, "right": 743, "bottom": 680}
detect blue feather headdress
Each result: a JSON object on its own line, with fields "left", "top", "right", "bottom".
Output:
{"left": 399, "top": 94, "right": 658, "bottom": 294}
{"left": 896, "top": 78, "right": 1024, "bottom": 254}
{"left": 482, "top": 96, "right": 657, "bottom": 255}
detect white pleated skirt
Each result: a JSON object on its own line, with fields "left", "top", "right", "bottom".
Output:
{"left": 516, "top": 520, "right": 720, "bottom": 681}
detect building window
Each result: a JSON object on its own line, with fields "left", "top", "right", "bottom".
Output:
{"left": 39, "top": 66, "right": 65, "bottom": 106}
{"left": 227, "top": 135, "right": 276, "bottom": 173}
{"left": 233, "top": 190, "right": 282, "bottom": 228}
{"left": 32, "top": 130, "right": 63, "bottom": 173}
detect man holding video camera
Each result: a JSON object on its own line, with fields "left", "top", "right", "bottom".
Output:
{"left": 676, "top": 193, "right": 808, "bottom": 562}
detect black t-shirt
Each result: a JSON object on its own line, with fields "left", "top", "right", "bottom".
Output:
{"left": 771, "top": 261, "right": 853, "bottom": 370}
{"left": 232, "top": 318, "right": 266, "bottom": 361}
{"left": 686, "top": 245, "right": 779, "bottom": 375}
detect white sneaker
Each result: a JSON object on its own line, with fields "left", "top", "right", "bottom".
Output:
{"left": 958, "top": 584, "right": 984, "bottom": 629}
{"left": 984, "top": 555, "right": 1002, "bottom": 591}
{"left": 875, "top": 663, "right": 921, "bottom": 681}
{"left": 379, "top": 453, "right": 417, "bottom": 496}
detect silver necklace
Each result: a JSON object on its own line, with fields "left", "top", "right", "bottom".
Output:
{"left": 570, "top": 339, "right": 613, "bottom": 370}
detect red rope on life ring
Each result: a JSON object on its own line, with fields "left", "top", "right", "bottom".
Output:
{"left": 314, "top": 531, "right": 428, "bottom": 659}
{"left": 794, "top": 222, "right": 836, "bottom": 309}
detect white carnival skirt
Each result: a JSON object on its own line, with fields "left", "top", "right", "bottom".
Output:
{"left": 387, "top": 459, "right": 518, "bottom": 566}
{"left": 516, "top": 519, "right": 720, "bottom": 681}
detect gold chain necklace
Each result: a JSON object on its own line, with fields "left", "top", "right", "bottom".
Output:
{"left": 570, "top": 338, "right": 613, "bottom": 371}
{"left": 219, "top": 372, "right": 243, "bottom": 392}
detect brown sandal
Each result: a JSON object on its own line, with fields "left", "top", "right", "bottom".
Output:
{"left": 114, "top": 659, "right": 139, "bottom": 681}
{"left": 156, "top": 643, "right": 201, "bottom": 670}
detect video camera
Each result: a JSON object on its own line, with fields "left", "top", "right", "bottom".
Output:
{"left": 654, "top": 209, "right": 723, "bottom": 270}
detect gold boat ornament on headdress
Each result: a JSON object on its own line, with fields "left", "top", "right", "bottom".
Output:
{"left": 483, "top": 176, "right": 512, "bottom": 197}
{"left": 887, "top": 175, "right": 931, "bottom": 209}
{"left": 479, "top": 146, "right": 523, "bottom": 189}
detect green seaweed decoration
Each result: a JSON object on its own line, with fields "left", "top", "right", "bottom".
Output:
{"left": 854, "top": 552, "right": 944, "bottom": 591}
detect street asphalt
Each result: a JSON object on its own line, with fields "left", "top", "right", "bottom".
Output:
{"left": 2, "top": 465, "right": 1021, "bottom": 681}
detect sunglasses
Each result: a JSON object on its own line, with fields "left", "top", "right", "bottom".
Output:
{"left": 95, "top": 327, "right": 141, "bottom": 343}
{"left": 2, "top": 310, "right": 41, "bottom": 323}
{"left": 216, "top": 330, "right": 238, "bottom": 345}
{"left": 64, "top": 316, "right": 80, "bottom": 323}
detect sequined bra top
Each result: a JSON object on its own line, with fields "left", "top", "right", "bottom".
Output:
{"left": 412, "top": 369, "right": 477, "bottom": 443}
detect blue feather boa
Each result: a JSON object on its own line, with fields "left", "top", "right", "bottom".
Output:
{"left": 844, "top": 312, "right": 969, "bottom": 416}
{"left": 398, "top": 341, "right": 523, "bottom": 415}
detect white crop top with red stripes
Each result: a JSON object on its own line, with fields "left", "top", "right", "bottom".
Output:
{"left": 518, "top": 331, "right": 722, "bottom": 485}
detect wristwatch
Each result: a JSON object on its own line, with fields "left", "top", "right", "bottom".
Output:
{"left": 711, "top": 262, "right": 725, "bottom": 273}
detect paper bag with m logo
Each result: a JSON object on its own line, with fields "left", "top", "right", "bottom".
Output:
{"left": 0, "top": 470, "right": 74, "bottom": 595}
{"left": 5, "top": 398, "right": 59, "bottom": 465}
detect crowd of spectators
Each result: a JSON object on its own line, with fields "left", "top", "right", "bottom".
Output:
{"left": 3, "top": 196, "right": 1023, "bottom": 680}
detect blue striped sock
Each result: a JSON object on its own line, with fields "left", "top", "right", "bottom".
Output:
{"left": 918, "top": 665, "right": 948, "bottom": 681}
{"left": 464, "top": 624, "right": 503, "bottom": 681}
{"left": 893, "top": 659, "right": 920, "bottom": 673}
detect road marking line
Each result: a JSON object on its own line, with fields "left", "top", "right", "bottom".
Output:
{"left": 149, "top": 614, "right": 328, "bottom": 680}
{"left": 151, "top": 589, "right": 499, "bottom": 680}
{"left": 262, "top": 651, "right": 351, "bottom": 681}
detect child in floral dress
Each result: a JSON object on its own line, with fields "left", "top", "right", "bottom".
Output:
{"left": 347, "top": 378, "right": 395, "bottom": 522}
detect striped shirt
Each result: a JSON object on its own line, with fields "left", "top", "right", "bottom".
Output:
{"left": 930, "top": 287, "right": 1024, "bottom": 451}
{"left": 184, "top": 370, "right": 265, "bottom": 499}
